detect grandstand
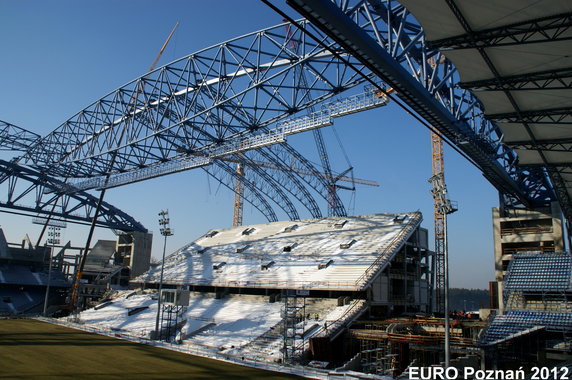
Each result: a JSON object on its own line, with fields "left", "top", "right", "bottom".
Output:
{"left": 479, "top": 252, "right": 572, "bottom": 366}
{"left": 79, "top": 212, "right": 431, "bottom": 364}
{"left": 0, "top": 228, "right": 70, "bottom": 315}
{"left": 134, "top": 212, "right": 427, "bottom": 294}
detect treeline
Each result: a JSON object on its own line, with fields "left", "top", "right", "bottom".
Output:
{"left": 448, "top": 288, "right": 489, "bottom": 311}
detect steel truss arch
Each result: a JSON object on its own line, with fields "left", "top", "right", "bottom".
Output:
{"left": 0, "top": 120, "right": 41, "bottom": 152}
{"left": 20, "top": 22, "right": 366, "bottom": 175}
{"left": 283, "top": 0, "right": 553, "bottom": 208}
{"left": 17, "top": 0, "right": 554, "bottom": 224}
{"left": 0, "top": 159, "right": 146, "bottom": 232}
{"left": 125, "top": 96, "right": 328, "bottom": 220}
{"left": 203, "top": 160, "right": 278, "bottom": 222}
{"left": 20, "top": 18, "right": 367, "bottom": 221}
{"left": 165, "top": 95, "right": 330, "bottom": 219}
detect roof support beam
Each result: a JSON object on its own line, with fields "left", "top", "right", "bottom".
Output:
{"left": 526, "top": 163, "right": 572, "bottom": 169}
{"left": 460, "top": 67, "right": 572, "bottom": 91}
{"left": 428, "top": 12, "right": 572, "bottom": 50}
{"left": 508, "top": 138, "right": 572, "bottom": 152}
{"left": 440, "top": 0, "right": 572, "bottom": 219}
{"left": 488, "top": 108, "right": 572, "bottom": 124}
{"left": 286, "top": 0, "right": 531, "bottom": 204}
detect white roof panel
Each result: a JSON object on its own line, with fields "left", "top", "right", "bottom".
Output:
{"left": 401, "top": 0, "right": 572, "bottom": 213}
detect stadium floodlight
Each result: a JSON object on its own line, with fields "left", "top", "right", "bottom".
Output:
{"left": 43, "top": 225, "right": 62, "bottom": 316}
{"left": 155, "top": 209, "right": 173, "bottom": 340}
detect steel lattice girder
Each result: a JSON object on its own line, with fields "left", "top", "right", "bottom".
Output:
{"left": 0, "top": 120, "right": 40, "bottom": 152}
{"left": 20, "top": 18, "right": 372, "bottom": 221}
{"left": 20, "top": 21, "right": 368, "bottom": 177}
{"left": 284, "top": 0, "right": 553, "bottom": 208}
{"left": 18, "top": 0, "right": 553, "bottom": 222}
{"left": 0, "top": 159, "right": 146, "bottom": 232}
{"left": 164, "top": 94, "right": 334, "bottom": 218}
{"left": 459, "top": 67, "right": 572, "bottom": 91}
{"left": 426, "top": 12, "right": 572, "bottom": 50}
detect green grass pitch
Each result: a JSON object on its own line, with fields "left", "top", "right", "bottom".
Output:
{"left": 0, "top": 319, "right": 302, "bottom": 379}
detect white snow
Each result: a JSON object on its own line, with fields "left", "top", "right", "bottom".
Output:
{"left": 76, "top": 213, "right": 422, "bottom": 363}
{"left": 134, "top": 212, "right": 421, "bottom": 291}
{"left": 77, "top": 290, "right": 366, "bottom": 362}
{"left": 79, "top": 291, "right": 282, "bottom": 350}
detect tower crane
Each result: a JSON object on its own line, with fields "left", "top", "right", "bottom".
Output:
{"left": 233, "top": 161, "right": 245, "bottom": 227}
{"left": 231, "top": 23, "right": 381, "bottom": 226}
{"left": 428, "top": 132, "right": 457, "bottom": 368}
{"left": 229, "top": 155, "right": 379, "bottom": 227}
{"left": 69, "top": 22, "right": 179, "bottom": 311}
{"left": 425, "top": 55, "right": 457, "bottom": 315}
{"left": 429, "top": 133, "right": 457, "bottom": 314}
{"left": 375, "top": 77, "right": 456, "bottom": 316}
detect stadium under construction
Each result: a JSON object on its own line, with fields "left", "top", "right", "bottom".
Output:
{"left": 1, "top": 0, "right": 572, "bottom": 378}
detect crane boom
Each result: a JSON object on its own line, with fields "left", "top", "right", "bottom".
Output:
{"left": 69, "top": 22, "right": 180, "bottom": 311}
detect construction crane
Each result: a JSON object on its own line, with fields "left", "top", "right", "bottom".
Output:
{"left": 428, "top": 132, "right": 457, "bottom": 368}
{"left": 231, "top": 23, "right": 380, "bottom": 226}
{"left": 376, "top": 78, "right": 456, "bottom": 317}
{"left": 233, "top": 162, "right": 245, "bottom": 227}
{"left": 425, "top": 55, "right": 457, "bottom": 316}
{"left": 230, "top": 155, "right": 379, "bottom": 227}
{"left": 429, "top": 133, "right": 457, "bottom": 314}
{"left": 68, "top": 22, "right": 179, "bottom": 312}
{"left": 376, "top": 57, "right": 456, "bottom": 364}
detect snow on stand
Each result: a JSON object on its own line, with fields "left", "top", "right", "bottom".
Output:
{"left": 73, "top": 212, "right": 430, "bottom": 369}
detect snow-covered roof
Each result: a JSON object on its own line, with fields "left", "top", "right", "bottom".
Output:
{"left": 134, "top": 212, "right": 422, "bottom": 291}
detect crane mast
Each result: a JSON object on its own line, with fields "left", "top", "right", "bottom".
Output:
{"left": 431, "top": 132, "right": 446, "bottom": 314}
{"left": 69, "top": 22, "right": 179, "bottom": 311}
{"left": 429, "top": 132, "right": 457, "bottom": 314}
{"left": 233, "top": 163, "right": 245, "bottom": 227}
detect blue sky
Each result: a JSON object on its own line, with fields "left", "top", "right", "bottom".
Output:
{"left": 0, "top": 0, "right": 499, "bottom": 288}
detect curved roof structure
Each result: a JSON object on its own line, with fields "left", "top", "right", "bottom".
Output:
{"left": 400, "top": 0, "right": 572, "bottom": 218}
{"left": 0, "top": 120, "right": 40, "bottom": 152}
{"left": 0, "top": 121, "right": 146, "bottom": 232}
{"left": 0, "top": 159, "right": 147, "bottom": 232}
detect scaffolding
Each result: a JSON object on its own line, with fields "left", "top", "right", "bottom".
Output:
{"left": 358, "top": 323, "right": 396, "bottom": 375}
{"left": 282, "top": 289, "right": 306, "bottom": 362}
{"left": 158, "top": 304, "right": 186, "bottom": 342}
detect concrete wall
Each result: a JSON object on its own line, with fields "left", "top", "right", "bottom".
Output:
{"left": 116, "top": 231, "right": 152, "bottom": 278}
{"left": 491, "top": 202, "right": 564, "bottom": 310}
{"left": 369, "top": 226, "right": 431, "bottom": 314}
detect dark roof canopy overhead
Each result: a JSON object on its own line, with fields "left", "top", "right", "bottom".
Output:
{"left": 401, "top": 0, "right": 572, "bottom": 215}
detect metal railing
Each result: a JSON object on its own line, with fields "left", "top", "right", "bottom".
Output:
{"left": 354, "top": 214, "right": 422, "bottom": 288}
{"left": 34, "top": 316, "right": 332, "bottom": 379}
{"left": 500, "top": 226, "right": 553, "bottom": 236}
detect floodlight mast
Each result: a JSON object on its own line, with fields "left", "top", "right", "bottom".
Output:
{"left": 43, "top": 225, "right": 61, "bottom": 316}
{"left": 154, "top": 209, "right": 174, "bottom": 340}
